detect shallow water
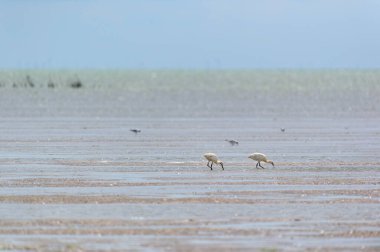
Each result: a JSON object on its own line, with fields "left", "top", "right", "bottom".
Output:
{"left": 0, "top": 70, "right": 379, "bottom": 251}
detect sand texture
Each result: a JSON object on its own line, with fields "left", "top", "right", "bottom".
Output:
{"left": 0, "top": 70, "right": 379, "bottom": 251}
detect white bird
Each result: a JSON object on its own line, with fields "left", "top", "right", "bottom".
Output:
{"left": 225, "top": 139, "right": 239, "bottom": 146}
{"left": 203, "top": 152, "right": 224, "bottom": 170}
{"left": 248, "top": 152, "right": 274, "bottom": 169}
{"left": 130, "top": 129, "right": 141, "bottom": 134}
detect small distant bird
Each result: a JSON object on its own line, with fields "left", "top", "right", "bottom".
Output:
{"left": 225, "top": 139, "right": 239, "bottom": 146}
{"left": 70, "top": 80, "right": 82, "bottom": 88}
{"left": 204, "top": 153, "right": 224, "bottom": 170}
{"left": 47, "top": 80, "right": 55, "bottom": 88}
{"left": 130, "top": 129, "right": 141, "bottom": 134}
{"left": 248, "top": 152, "right": 274, "bottom": 169}
{"left": 281, "top": 128, "right": 285, "bottom": 132}
{"left": 26, "top": 75, "right": 35, "bottom": 88}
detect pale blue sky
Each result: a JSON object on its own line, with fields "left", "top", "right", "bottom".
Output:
{"left": 1, "top": 0, "right": 379, "bottom": 69}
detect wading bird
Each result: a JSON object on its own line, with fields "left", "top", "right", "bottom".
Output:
{"left": 225, "top": 139, "right": 239, "bottom": 146}
{"left": 248, "top": 152, "right": 274, "bottom": 169}
{"left": 130, "top": 129, "right": 141, "bottom": 134}
{"left": 204, "top": 153, "right": 224, "bottom": 170}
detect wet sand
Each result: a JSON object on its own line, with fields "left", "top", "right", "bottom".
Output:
{"left": 0, "top": 70, "right": 379, "bottom": 251}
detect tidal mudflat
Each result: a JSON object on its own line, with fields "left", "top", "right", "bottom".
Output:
{"left": 0, "top": 70, "right": 379, "bottom": 251}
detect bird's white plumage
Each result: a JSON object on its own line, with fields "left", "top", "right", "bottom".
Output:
{"left": 248, "top": 152, "right": 268, "bottom": 162}
{"left": 248, "top": 152, "right": 274, "bottom": 168}
{"left": 204, "top": 152, "right": 224, "bottom": 170}
{"left": 204, "top": 153, "right": 220, "bottom": 163}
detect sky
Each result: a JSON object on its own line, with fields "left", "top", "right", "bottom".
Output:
{"left": 1, "top": 0, "right": 379, "bottom": 69}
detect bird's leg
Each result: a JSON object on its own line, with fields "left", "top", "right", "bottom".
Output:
{"left": 259, "top": 162, "right": 265, "bottom": 169}
{"left": 256, "top": 162, "right": 259, "bottom": 169}
{"left": 210, "top": 162, "right": 213, "bottom": 170}
{"left": 207, "top": 161, "right": 210, "bottom": 168}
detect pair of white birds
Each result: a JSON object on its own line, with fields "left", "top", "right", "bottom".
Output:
{"left": 204, "top": 152, "right": 274, "bottom": 170}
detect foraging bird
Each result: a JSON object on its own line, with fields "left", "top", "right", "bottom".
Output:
{"left": 203, "top": 153, "right": 224, "bottom": 170}
{"left": 130, "top": 129, "right": 141, "bottom": 134}
{"left": 225, "top": 139, "right": 239, "bottom": 146}
{"left": 281, "top": 128, "right": 285, "bottom": 132}
{"left": 248, "top": 152, "right": 274, "bottom": 169}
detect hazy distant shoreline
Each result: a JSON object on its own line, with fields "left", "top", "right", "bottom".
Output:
{"left": 0, "top": 69, "right": 379, "bottom": 118}
{"left": 0, "top": 68, "right": 379, "bottom": 88}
